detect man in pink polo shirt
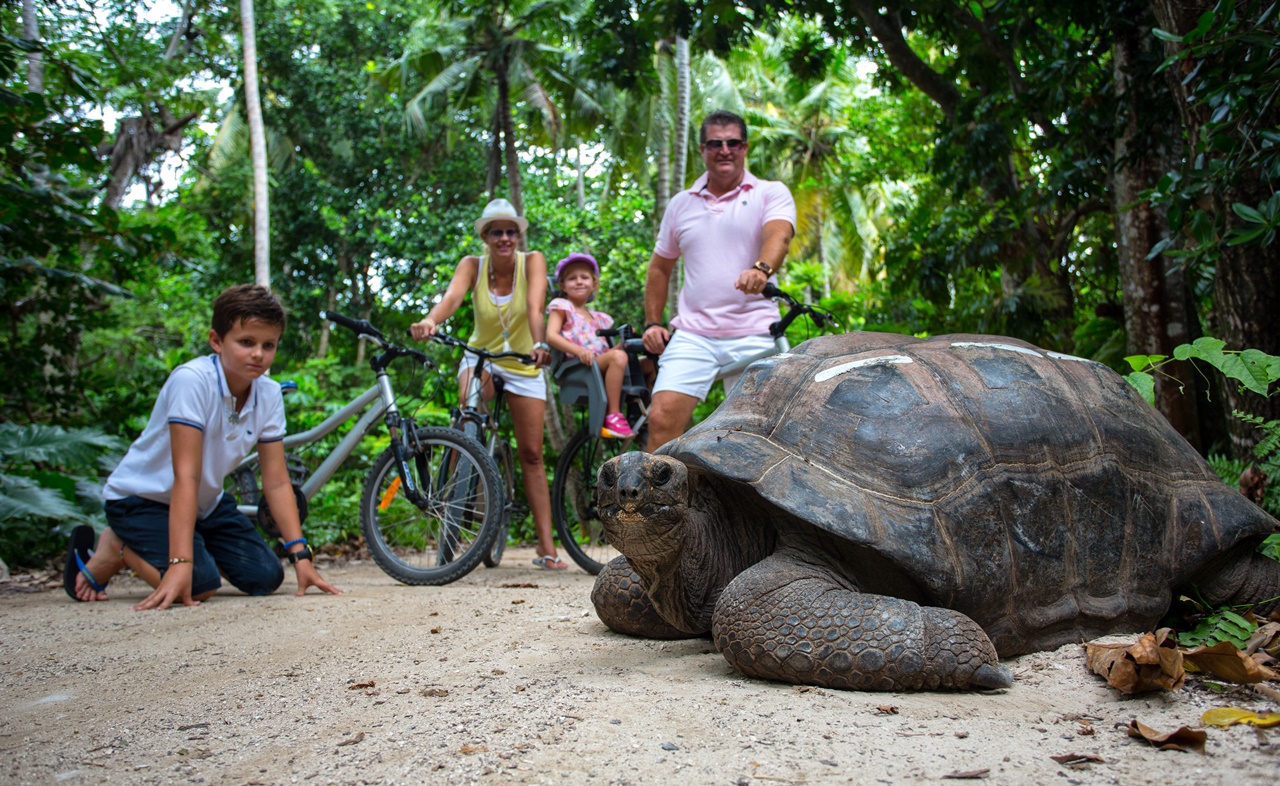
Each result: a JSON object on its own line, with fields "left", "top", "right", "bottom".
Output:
{"left": 642, "top": 109, "right": 797, "bottom": 449}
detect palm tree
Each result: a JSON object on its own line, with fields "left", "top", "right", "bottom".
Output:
{"left": 240, "top": 0, "right": 270, "bottom": 287}
{"left": 704, "top": 22, "right": 889, "bottom": 296}
{"left": 381, "top": 0, "right": 574, "bottom": 216}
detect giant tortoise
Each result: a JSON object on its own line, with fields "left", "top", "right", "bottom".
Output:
{"left": 591, "top": 332, "right": 1280, "bottom": 691}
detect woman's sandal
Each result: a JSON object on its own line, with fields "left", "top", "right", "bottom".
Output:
{"left": 532, "top": 555, "right": 568, "bottom": 571}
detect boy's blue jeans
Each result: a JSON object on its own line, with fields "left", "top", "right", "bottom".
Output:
{"left": 105, "top": 494, "right": 285, "bottom": 596}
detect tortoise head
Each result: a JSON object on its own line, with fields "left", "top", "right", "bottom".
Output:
{"left": 597, "top": 452, "right": 689, "bottom": 562}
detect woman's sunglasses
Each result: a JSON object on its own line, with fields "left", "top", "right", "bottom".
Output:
{"left": 702, "top": 138, "right": 745, "bottom": 150}
{"left": 487, "top": 228, "right": 520, "bottom": 239}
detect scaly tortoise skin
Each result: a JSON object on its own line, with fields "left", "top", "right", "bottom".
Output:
{"left": 591, "top": 332, "right": 1280, "bottom": 691}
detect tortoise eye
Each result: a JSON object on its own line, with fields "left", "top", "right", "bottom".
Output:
{"left": 651, "top": 462, "right": 672, "bottom": 485}
{"left": 599, "top": 461, "right": 618, "bottom": 487}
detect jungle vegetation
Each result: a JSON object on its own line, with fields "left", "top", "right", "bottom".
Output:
{"left": 2, "top": 0, "right": 1277, "bottom": 568}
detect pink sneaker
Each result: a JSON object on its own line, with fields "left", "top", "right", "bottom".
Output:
{"left": 602, "top": 412, "right": 635, "bottom": 438}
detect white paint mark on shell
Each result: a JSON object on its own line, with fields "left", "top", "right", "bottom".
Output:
{"left": 950, "top": 341, "right": 1043, "bottom": 357}
{"left": 1046, "top": 350, "right": 1094, "bottom": 363}
{"left": 774, "top": 353, "right": 797, "bottom": 359}
{"left": 815, "top": 355, "right": 913, "bottom": 382}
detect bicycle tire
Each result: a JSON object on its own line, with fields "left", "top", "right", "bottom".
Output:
{"left": 552, "top": 426, "right": 645, "bottom": 574}
{"left": 483, "top": 442, "right": 515, "bottom": 568}
{"left": 360, "top": 426, "right": 502, "bottom": 585}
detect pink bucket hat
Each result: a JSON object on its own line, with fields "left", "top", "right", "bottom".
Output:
{"left": 555, "top": 252, "right": 599, "bottom": 280}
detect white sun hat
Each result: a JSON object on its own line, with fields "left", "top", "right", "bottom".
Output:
{"left": 474, "top": 198, "right": 529, "bottom": 237}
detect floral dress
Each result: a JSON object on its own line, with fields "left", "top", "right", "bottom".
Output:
{"left": 547, "top": 298, "right": 614, "bottom": 355}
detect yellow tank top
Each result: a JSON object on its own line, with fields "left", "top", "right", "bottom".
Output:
{"left": 470, "top": 251, "right": 540, "bottom": 377}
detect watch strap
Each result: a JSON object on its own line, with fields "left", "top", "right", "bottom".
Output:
{"left": 287, "top": 546, "right": 314, "bottom": 564}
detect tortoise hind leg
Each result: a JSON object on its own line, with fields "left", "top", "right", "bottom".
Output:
{"left": 1192, "top": 546, "right": 1280, "bottom": 618}
{"left": 713, "top": 559, "right": 1011, "bottom": 691}
{"left": 591, "top": 556, "right": 702, "bottom": 640}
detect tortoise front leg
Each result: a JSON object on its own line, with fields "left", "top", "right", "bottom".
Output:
{"left": 592, "top": 556, "right": 702, "bottom": 640}
{"left": 713, "top": 559, "right": 1012, "bottom": 691}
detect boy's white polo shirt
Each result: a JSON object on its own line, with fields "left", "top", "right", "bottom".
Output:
{"left": 104, "top": 354, "right": 285, "bottom": 518}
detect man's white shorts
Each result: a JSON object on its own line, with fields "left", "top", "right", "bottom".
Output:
{"left": 459, "top": 353, "right": 548, "bottom": 401}
{"left": 652, "top": 331, "right": 780, "bottom": 401}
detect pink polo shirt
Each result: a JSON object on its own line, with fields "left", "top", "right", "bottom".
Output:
{"left": 654, "top": 170, "right": 796, "bottom": 338}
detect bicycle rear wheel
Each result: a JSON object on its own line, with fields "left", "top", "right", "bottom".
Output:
{"left": 360, "top": 427, "right": 501, "bottom": 585}
{"left": 552, "top": 426, "right": 645, "bottom": 574}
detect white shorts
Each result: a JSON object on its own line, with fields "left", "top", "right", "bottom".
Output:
{"left": 459, "top": 354, "right": 548, "bottom": 401}
{"left": 652, "top": 331, "right": 780, "bottom": 401}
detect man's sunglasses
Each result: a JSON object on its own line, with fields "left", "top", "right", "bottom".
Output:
{"left": 487, "top": 228, "right": 520, "bottom": 239}
{"left": 702, "top": 138, "right": 745, "bottom": 151}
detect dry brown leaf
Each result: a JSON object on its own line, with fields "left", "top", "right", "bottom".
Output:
{"left": 1244, "top": 622, "right": 1280, "bottom": 656}
{"left": 501, "top": 582, "right": 538, "bottom": 588}
{"left": 1084, "top": 629, "right": 1184, "bottom": 693}
{"left": 1125, "top": 720, "right": 1206, "bottom": 753}
{"left": 1049, "top": 753, "right": 1104, "bottom": 768}
{"left": 459, "top": 744, "right": 487, "bottom": 755}
{"left": 336, "top": 732, "right": 365, "bottom": 747}
{"left": 1183, "top": 641, "right": 1278, "bottom": 684}
{"left": 347, "top": 681, "right": 375, "bottom": 690}
{"left": 420, "top": 687, "right": 449, "bottom": 697}
{"left": 874, "top": 705, "right": 899, "bottom": 715}
{"left": 941, "top": 769, "right": 989, "bottom": 779}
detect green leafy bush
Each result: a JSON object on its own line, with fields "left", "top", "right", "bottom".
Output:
{"left": 0, "top": 423, "right": 124, "bottom": 569}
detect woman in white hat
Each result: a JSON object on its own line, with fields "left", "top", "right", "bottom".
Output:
{"left": 410, "top": 198, "right": 567, "bottom": 570}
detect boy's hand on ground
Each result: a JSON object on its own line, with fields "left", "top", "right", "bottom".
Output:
{"left": 294, "top": 561, "right": 343, "bottom": 596}
{"left": 132, "top": 564, "right": 199, "bottom": 611}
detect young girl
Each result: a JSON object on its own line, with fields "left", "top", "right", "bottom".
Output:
{"left": 546, "top": 253, "right": 635, "bottom": 438}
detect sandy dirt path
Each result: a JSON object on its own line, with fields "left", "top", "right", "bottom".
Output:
{"left": 2, "top": 548, "right": 1276, "bottom": 785}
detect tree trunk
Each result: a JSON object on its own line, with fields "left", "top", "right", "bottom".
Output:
{"left": 317, "top": 285, "right": 337, "bottom": 359}
{"left": 21, "top": 0, "right": 42, "bottom": 94}
{"left": 1112, "top": 20, "right": 1203, "bottom": 450}
{"left": 98, "top": 1, "right": 196, "bottom": 208}
{"left": 1149, "top": 0, "right": 1280, "bottom": 460}
{"left": 495, "top": 57, "right": 523, "bottom": 217}
{"left": 575, "top": 142, "right": 586, "bottom": 210}
{"left": 241, "top": 0, "right": 270, "bottom": 287}
{"left": 673, "top": 36, "right": 690, "bottom": 192}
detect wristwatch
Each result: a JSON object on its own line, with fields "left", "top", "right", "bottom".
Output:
{"left": 533, "top": 341, "right": 550, "bottom": 352}
{"left": 287, "top": 546, "right": 314, "bottom": 564}
{"left": 752, "top": 260, "right": 774, "bottom": 276}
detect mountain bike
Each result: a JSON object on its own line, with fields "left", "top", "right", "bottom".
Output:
{"left": 428, "top": 333, "right": 535, "bottom": 569}
{"left": 550, "top": 283, "right": 834, "bottom": 574}
{"left": 230, "top": 311, "right": 502, "bottom": 586}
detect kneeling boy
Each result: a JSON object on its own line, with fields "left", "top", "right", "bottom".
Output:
{"left": 67, "top": 284, "right": 341, "bottom": 608}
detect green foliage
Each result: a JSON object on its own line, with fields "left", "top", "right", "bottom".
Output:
{"left": 0, "top": 423, "right": 124, "bottom": 568}
{"left": 1148, "top": 0, "right": 1280, "bottom": 260}
{"left": 1174, "top": 599, "right": 1260, "bottom": 649}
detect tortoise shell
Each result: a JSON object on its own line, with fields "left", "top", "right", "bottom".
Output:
{"left": 659, "top": 332, "right": 1278, "bottom": 655}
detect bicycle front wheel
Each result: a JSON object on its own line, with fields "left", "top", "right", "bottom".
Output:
{"left": 552, "top": 427, "right": 644, "bottom": 574}
{"left": 483, "top": 441, "right": 515, "bottom": 568}
{"left": 360, "top": 427, "right": 502, "bottom": 585}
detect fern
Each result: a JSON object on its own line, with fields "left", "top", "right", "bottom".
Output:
{"left": 1175, "top": 599, "right": 1260, "bottom": 648}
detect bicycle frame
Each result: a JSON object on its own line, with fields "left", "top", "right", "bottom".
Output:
{"left": 713, "top": 334, "right": 790, "bottom": 382}
{"left": 235, "top": 381, "right": 393, "bottom": 518}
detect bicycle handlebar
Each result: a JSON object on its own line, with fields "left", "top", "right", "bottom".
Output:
{"left": 322, "top": 311, "right": 434, "bottom": 369}
{"left": 429, "top": 333, "right": 535, "bottom": 366}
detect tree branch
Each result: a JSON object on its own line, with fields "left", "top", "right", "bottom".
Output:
{"left": 1049, "top": 197, "right": 1109, "bottom": 262}
{"left": 844, "top": 0, "right": 960, "bottom": 117}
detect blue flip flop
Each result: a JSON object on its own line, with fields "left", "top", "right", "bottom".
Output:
{"left": 63, "top": 525, "right": 107, "bottom": 601}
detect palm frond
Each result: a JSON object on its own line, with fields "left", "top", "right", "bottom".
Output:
{"left": 0, "top": 475, "right": 84, "bottom": 522}
{"left": 0, "top": 423, "right": 125, "bottom": 469}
